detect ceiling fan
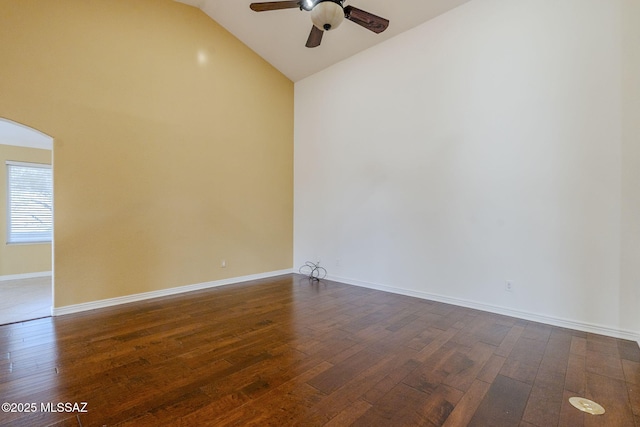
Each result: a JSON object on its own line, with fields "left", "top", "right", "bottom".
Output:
{"left": 249, "top": 0, "right": 389, "bottom": 48}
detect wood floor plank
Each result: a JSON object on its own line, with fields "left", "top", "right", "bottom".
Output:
{"left": 558, "top": 389, "right": 585, "bottom": 427}
{"left": 441, "top": 379, "right": 490, "bottom": 427}
{"left": 307, "top": 347, "right": 386, "bottom": 394}
{"left": 622, "top": 359, "right": 640, "bottom": 385}
{"left": 584, "top": 371, "right": 636, "bottom": 427}
{"left": 302, "top": 348, "right": 421, "bottom": 424}
{"left": 570, "top": 336, "right": 587, "bottom": 357}
{"left": 361, "top": 357, "right": 421, "bottom": 404}
{"left": 0, "top": 274, "right": 637, "bottom": 426}
{"left": 443, "top": 341, "right": 496, "bottom": 392}
{"left": 402, "top": 342, "right": 461, "bottom": 394}
{"left": 520, "top": 323, "right": 552, "bottom": 343}
{"left": 522, "top": 380, "right": 564, "bottom": 426}
{"left": 565, "top": 353, "right": 587, "bottom": 395}
{"left": 499, "top": 337, "right": 546, "bottom": 385}
{"left": 352, "top": 382, "right": 439, "bottom": 427}
{"left": 476, "top": 354, "right": 506, "bottom": 384}
{"left": 467, "top": 375, "right": 531, "bottom": 427}
{"left": 627, "top": 380, "right": 640, "bottom": 419}
{"left": 323, "top": 399, "right": 372, "bottom": 427}
{"left": 585, "top": 349, "right": 626, "bottom": 381}
{"left": 618, "top": 339, "right": 640, "bottom": 362}
{"left": 495, "top": 324, "right": 525, "bottom": 358}
{"left": 208, "top": 361, "right": 331, "bottom": 426}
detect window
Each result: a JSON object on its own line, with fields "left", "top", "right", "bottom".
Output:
{"left": 6, "top": 161, "right": 52, "bottom": 244}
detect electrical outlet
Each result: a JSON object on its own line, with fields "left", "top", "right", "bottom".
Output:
{"left": 221, "top": 260, "right": 226, "bottom": 268}
{"left": 505, "top": 281, "right": 513, "bottom": 292}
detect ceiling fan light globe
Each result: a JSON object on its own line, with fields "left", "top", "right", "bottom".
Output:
{"left": 311, "top": 1, "right": 344, "bottom": 31}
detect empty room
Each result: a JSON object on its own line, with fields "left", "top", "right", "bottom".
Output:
{"left": 0, "top": 0, "right": 638, "bottom": 426}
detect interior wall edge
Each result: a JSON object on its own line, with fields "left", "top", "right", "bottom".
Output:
{"left": 52, "top": 268, "right": 294, "bottom": 316}
{"left": 327, "top": 274, "right": 640, "bottom": 344}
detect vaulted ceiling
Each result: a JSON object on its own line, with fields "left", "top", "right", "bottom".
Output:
{"left": 176, "top": 0, "right": 473, "bottom": 81}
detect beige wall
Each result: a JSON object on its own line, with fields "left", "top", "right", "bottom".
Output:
{"left": 0, "top": 0, "right": 293, "bottom": 307}
{"left": 0, "top": 145, "right": 52, "bottom": 276}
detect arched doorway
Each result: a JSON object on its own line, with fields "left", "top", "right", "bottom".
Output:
{"left": 0, "top": 118, "right": 53, "bottom": 324}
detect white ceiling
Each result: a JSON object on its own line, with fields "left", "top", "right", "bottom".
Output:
{"left": 176, "top": 0, "right": 472, "bottom": 82}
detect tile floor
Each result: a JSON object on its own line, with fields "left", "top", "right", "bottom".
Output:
{"left": 0, "top": 276, "right": 51, "bottom": 325}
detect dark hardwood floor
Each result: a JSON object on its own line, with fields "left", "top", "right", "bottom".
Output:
{"left": 1, "top": 274, "right": 638, "bottom": 426}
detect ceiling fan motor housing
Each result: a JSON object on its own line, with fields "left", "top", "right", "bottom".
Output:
{"left": 310, "top": 0, "right": 344, "bottom": 31}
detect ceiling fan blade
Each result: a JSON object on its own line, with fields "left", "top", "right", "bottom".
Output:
{"left": 305, "top": 25, "right": 323, "bottom": 48}
{"left": 250, "top": 1, "right": 300, "bottom": 12}
{"left": 344, "top": 5, "right": 389, "bottom": 34}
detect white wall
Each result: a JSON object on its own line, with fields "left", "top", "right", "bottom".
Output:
{"left": 294, "top": 0, "right": 639, "bottom": 340}
{"left": 621, "top": 0, "right": 640, "bottom": 343}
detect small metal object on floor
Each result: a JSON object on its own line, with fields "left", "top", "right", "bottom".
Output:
{"left": 569, "top": 397, "right": 605, "bottom": 415}
{"left": 299, "top": 261, "right": 327, "bottom": 281}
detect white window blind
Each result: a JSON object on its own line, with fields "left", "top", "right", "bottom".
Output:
{"left": 6, "top": 162, "right": 52, "bottom": 244}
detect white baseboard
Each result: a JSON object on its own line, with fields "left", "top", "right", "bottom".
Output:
{"left": 0, "top": 271, "right": 52, "bottom": 281}
{"left": 328, "top": 274, "right": 640, "bottom": 344}
{"left": 53, "top": 269, "right": 294, "bottom": 316}
{"left": 50, "top": 270, "right": 640, "bottom": 348}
